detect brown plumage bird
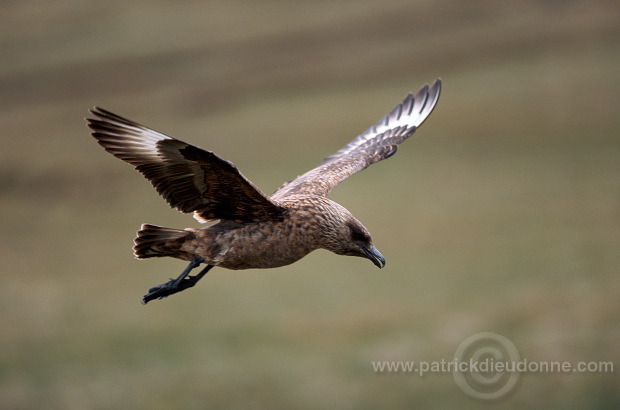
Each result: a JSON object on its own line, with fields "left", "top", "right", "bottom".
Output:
{"left": 88, "top": 79, "right": 441, "bottom": 303}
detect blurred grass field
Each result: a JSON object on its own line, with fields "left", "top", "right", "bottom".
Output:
{"left": 1, "top": 0, "right": 619, "bottom": 408}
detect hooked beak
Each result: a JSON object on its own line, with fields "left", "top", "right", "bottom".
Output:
{"left": 362, "top": 246, "right": 386, "bottom": 269}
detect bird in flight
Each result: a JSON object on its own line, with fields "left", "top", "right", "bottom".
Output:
{"left": 88, "top": 79, "right": 441, "bottom": 304}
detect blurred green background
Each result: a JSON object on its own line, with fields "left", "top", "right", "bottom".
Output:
{"left": 1, "top": 0, "right": 619, "bottom": 408}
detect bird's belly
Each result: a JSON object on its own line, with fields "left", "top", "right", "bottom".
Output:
{"left": 201, "top": 221, "right": 316, "bottom": 270}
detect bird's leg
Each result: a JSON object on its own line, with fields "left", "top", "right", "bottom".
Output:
{"left": 142, "top": 258, "right": 214, "bottom": 304}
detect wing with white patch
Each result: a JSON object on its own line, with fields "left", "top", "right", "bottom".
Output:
{"left": 88, "top": 107, "right": 285, "bottom": 223}
{"left": 272, "top": 79, "right": 441, "bottom": 198}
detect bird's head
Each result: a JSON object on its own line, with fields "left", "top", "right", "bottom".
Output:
{"left": 318, "top": 201, "right": 386, "bottom": 269}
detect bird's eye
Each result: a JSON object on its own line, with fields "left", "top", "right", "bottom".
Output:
{"left": 349, "top": 224, "right": 369, "bottom": 243}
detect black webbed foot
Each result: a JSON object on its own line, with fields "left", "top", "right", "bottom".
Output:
{"left": 141, "top": 258, "right": 213, "bottom": 304}
{"left": 141, "top": 275, "right": 201, "bottom": 304}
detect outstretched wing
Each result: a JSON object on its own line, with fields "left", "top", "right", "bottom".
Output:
{"left": 88, "top": 107, "right": 285, "bottom": 223}
{"left": 272, "top": 79, "right": 441, "bottom": 199}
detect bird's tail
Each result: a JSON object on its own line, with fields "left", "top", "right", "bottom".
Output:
{"left": 133, "top": 224, "right": 195, "bottom": 260}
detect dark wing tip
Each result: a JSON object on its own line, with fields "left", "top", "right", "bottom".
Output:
{"left": 428, "top": 78, "right": 441, "bottom": 110}
{"left": 408, "top": 78, "right": 441, "bottom": 127}
{"left": 88, "top": 106, "right": 111, "bottom": 119}
{"left": 87, "top": 107, "right": 146, "bottom": 132}
{"left": 426, "top": 78, "right": 441, "bottom": 111}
